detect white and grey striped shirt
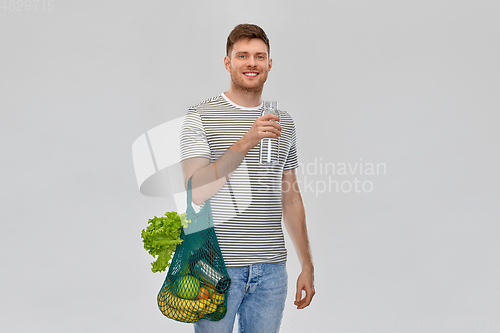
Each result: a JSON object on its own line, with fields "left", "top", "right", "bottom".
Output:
{"left": 180, "top": 93, "right": 299, "bottom": 267}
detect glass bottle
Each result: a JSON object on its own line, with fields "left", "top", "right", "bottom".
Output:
{"left": 259, "top": 101, "right": 280, "bottom": 165}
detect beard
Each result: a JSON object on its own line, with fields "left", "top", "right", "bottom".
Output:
{"left": 230, "top": 70, "right": 267, "bottom": 95}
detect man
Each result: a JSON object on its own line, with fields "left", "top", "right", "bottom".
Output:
{"left": 180, "top": 23, "right": 314, "bottom": 333}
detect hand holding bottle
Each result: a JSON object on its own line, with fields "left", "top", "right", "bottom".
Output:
{"left": 231, "top": 108, "right": 281, "bottom": 155}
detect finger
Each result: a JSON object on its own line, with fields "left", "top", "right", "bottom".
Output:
{"left": 260, "top": 126, "right": 281, "bottom": 137}
{"left": 294, "top": 286, "right": 315, "bottom": 309}
{"left": 268, "top": 120, "right": 282, "bottom": 131}
{"left": 262, "top": 113, "right": 279, "bottom": 120}
{"left": 294, "top": 298, "right": 307, "bottom": 309}
{"left": 256, "top": 118, "right": 280, "bottom": 129}
{"left": 260, "top": 114, "right": 280, "bottom": 122}
{"left": 261, "top": 130, "right": 280, "bottom": 138}
{"left": 301, "top": 289, "right": 315, "bottom": 308}
{"left": 259, "top": 122, "right": 281, "bottom": 133}
{"left": 300, "top": 287, "right": 315, "bottom": 309}
{"left": 295, "top": 299, "right": 308, "bottom": 309}
{"left": 295, "top": 285, "right": 303, "bottom": 304}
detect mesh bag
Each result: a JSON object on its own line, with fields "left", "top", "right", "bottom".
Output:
{"left": 157, "top": 177, "right": 231, "bottom": 323}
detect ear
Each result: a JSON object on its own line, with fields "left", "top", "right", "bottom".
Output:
{"left": 268, "top": 57, "right": 273, "bottom": 71}
{"left": 224, "top": 56, "right": 231, "bottom": 73}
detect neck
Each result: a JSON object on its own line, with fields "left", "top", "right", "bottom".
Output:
{"left": 224, "top": 86, "right": 263, "bottom": 108}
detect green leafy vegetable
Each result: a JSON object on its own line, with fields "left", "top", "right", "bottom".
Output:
{"left": 141, "top": 211, "right": 191, "bottom": 273}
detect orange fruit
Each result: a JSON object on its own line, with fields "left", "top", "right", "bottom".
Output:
{"left": 211, "top": 291, "right": 225, "bottom": 305}
{"left": 197, "top": 286, "right": 211, "bottom": 300}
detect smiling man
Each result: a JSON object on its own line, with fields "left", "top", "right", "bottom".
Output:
{"left": 224, "top": 37, "right": 272, "bottom": 100}
{"left": 180, "top": 24, "right": 314, "bottom": 333}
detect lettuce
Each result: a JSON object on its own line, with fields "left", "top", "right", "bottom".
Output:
{"left": 141, "top": 211, "right": 191, "bottom": 273}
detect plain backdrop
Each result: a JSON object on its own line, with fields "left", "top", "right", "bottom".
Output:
{"left": 1, "top": 1, "right": 499, "bottom": 332}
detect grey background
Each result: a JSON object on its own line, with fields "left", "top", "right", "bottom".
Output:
{"left": 1, "top": 1, "right": 499, "bottom": 332}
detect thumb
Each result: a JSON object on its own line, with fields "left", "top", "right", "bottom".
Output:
{"left": 295, "top": 284, "right": 303, "bottom": 302}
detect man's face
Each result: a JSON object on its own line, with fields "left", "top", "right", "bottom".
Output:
{"left": 224, "top": 38, "right": 272, "bottom": 93}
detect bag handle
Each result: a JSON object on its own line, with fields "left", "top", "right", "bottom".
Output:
{"left": 186, "top": 176, "right": 209, "bottom": 208}
{"left": 187, "top": 176, "right": 194, "bottom": 208}
{"left": 185, "top": 176, "right": 214, "bottom": 234}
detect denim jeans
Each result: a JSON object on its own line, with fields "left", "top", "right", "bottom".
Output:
{"left": 194, "top": 262, "right": 288, "bottom": 333}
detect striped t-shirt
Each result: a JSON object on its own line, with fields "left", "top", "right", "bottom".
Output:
{"left": 179, "top": 93, "right": 299, "bottom": 267}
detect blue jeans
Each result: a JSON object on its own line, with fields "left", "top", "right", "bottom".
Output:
{"left": 194, "top": 262, "right": 288, "bottom": 333}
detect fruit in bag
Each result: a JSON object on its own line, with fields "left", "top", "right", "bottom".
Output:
{"left": 175, "top": 275, "right": 200, "bottom": 300}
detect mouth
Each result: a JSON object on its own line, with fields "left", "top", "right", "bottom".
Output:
{"left": 243, "top": 72, "right": 259, "bottom": 77}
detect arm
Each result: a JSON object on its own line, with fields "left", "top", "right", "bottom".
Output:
{"left": 181, "top": 146, "right": 245, "bottom": 205}
{"left": 182, "top": 112, "right": 282, "bottom": 205}
{"left": 282, "top": 168, "right": 315, "bottom": 309}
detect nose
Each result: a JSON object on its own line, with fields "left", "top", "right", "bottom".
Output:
{"left": 247, "top": 56, "right": 256, "bottom": 67}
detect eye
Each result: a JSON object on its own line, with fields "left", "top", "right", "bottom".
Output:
{"left": 238, "top": 55, "right": 246, "bottom": 59}
{"left": 257, "top": 55, "right": 264, "bottom": 60}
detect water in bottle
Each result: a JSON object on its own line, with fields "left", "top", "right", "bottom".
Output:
{"left": 259, "top": 101, "right": 280, "bottom": 165}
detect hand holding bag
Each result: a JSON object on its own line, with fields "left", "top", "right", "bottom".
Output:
{"left": 157, "top": 176, "right": 231, "bottom": 323}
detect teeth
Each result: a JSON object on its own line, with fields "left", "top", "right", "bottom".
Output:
{"left": 244, "top": 73, "right": 258, "bottom": 76}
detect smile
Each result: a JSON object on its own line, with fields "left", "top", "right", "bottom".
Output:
{"left": 243, "top": 72, "right": 259, "bottom": 77}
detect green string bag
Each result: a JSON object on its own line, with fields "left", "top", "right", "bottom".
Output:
{"left": 157, "top": 177, "right": 231, "bottom": 323}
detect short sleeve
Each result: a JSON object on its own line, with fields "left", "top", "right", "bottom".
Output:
{"left": 179, "top": 108, "right": 211, "bottom": 161}
{"left": 283, "top": 114, "right": 299, "bottom": 171}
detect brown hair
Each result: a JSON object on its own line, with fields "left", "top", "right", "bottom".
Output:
{"left": 226, "top": 24, "right": 270, "bottom": 57}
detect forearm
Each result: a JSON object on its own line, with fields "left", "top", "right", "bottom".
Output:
{"left": 183, "top": 111, "right": 279, "bottom": 205}
{"left": 186, "top": 139, "right": 251, "bottom": 205}
{"left": 283, "top": 196, "right": 314, "bottom": 271}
